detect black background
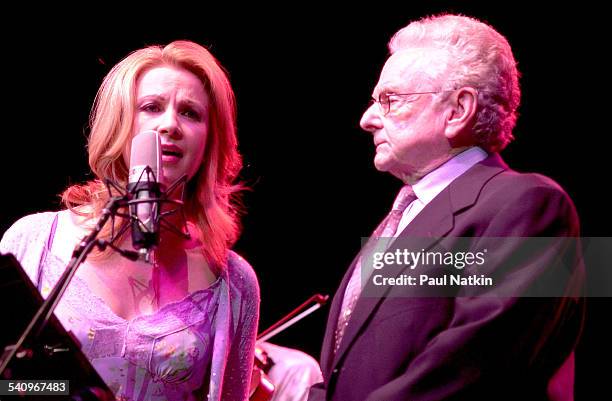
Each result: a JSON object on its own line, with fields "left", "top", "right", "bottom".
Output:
{"left": 1, "top": 4, "right": 609, "bottom": 398}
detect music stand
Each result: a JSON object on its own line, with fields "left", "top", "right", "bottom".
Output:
{"left": 0, "top": 253, "right": 114, "bottom": 400}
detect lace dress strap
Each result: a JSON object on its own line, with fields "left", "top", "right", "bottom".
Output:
{"left": 37, "top": 213, "right": 59, "bottom": 291}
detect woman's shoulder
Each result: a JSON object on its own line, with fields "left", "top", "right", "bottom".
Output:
{"left": 4, "top": 211, "right": 58, "bottom": 232}
{"left": 0, "top": 211, "right": 60, "bottom": 284}
{"left": 0, "top": 211, "right": 58, "bottom": 250}
{"left": 226, "top": 250, "right": 260, "bottom": 299}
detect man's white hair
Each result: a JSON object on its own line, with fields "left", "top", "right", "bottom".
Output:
{"left": 389, "top": 14, "right": 521, "bottom": 152}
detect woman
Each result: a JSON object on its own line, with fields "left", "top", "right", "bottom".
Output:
{"left": 0, "top": 40, "right": 259, "bottom": 401}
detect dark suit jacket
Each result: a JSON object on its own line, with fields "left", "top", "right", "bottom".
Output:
{"left": 309, "top": 153, "right": 584, "bottom": 401}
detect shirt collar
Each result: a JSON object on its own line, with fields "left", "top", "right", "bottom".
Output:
{"left": 412, "top": 147, "right": 488, "bottom": 204}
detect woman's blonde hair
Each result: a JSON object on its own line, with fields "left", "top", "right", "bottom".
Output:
{"left": 62, "top": 40, "right": 243, "bottom": 269}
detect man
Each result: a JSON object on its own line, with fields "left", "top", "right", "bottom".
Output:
{"left": 309, "top": 14, "right": 584, "bottom": 401}
{"left": 260, "top": 341, "right": 323, "bottom": 401}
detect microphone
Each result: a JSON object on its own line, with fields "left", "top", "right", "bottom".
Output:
{"left": 127, "top": 130, "right": 163, "bottom": 263}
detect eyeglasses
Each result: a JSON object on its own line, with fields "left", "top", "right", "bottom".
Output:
{"left": 369, "top": 90, "right": 454, "bottom": 115}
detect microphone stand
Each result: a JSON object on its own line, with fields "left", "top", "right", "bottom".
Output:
{"left": 0, "top": 194, "right": 129, "bottom": 375}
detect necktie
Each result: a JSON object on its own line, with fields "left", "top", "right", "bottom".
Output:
{"left": 334, "top": 185, "right": 417, "bottom": 354}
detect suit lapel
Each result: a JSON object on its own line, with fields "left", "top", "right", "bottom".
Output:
{"left": 320, "top": 252, "right": 360, "bottom": 377}
{"left": 329, "top": 153, "right": 509, "bottom": 372}
{"left": 330, "top": 192, "right": 455, "bottom": 369}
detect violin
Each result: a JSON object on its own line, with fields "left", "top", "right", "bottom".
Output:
{"left": 248, "top": 294, "right": 329, "bottom": 401}
{"left": 249, "top": 345, "right": 275, "bottom": 401}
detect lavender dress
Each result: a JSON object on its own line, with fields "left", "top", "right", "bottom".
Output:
{"left": 0, "top": 212, "right": 260, "bottom": 401}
